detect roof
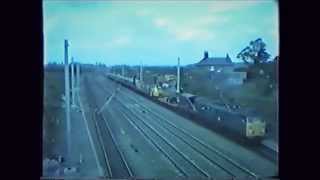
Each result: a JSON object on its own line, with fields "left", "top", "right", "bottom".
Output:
{"left": 181, "top": 93, "right": 197, "bottom": 98}
{"left": 196, "top": 53, "right": 233, "bottom": 67}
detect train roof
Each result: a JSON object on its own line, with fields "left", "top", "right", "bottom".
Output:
{"left": 193, "top": 96, "right": 225, "bottom": 106}
{"left": 194, "top": 96, "right": 259, "bottom": 117}
{"left": 181, "top": 93, "right": 197, "bottom": 98}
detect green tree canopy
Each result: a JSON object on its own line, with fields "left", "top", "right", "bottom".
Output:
{"left": 237, "top": 38, "right": 271, "bottom": 65}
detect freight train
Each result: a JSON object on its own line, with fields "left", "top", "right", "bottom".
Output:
{"left": 107, "top": 73, "right": 266, "bottom": 141}
{"left": 190, "top": 96, "right": 266, "bottom": 139}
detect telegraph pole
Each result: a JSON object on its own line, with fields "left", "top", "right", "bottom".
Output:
{"left": 64, "top": 39, "right": 71, "bottom": 158}
{"left": 71, "top": 57, "right": 75, "bottom": 106}
{"left": 140, "top": 61, "right": 143, "bottom": 82}
{"left": 176, "top": 57, "right": 181, "bottom": 93}
{"left": 121, "top": 65, "right": 125, "bottom": 77}
{"left": 76, "top": 63, "right": 80, "bottom": 90}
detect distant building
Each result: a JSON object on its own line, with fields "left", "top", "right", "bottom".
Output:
{"left": 193, "top": 51, "right": 247, "bottom": 85}
{"left": 195, "top": 51, "right": 234, "bottom": 72}
{"left": 226, "top": 72, "right": 247, "bottom": 85}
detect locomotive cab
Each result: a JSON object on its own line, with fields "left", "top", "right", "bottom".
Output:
{"left": 150, "top": 86, "right": 160, "bottom": 97}
{"left": 245, "top": 116, "right": 266, "bottom": 138}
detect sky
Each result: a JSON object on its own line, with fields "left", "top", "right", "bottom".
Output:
{"left": 43, "top": 0, "right": 279, "bottom": 66}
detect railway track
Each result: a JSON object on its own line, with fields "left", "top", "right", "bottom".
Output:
{"left": 120, "top": 94, "right": 258, "bottom": 179}
{"left": 83, "top": 75, "right": 133, "bottom": 178}
{"left": 105, "top": 101, "right": 188, "bottom": 177}
{"left": 93, "top": 76, "right": 188, "bottom": 177}
{"left": 94, "top": 77, "right": 258, "bottom": 179}
{"left": 108, "top": 74, "right": 278, "bottom": 160}
{"left": 122, "top": 93, "right": 259, "bottom": 178}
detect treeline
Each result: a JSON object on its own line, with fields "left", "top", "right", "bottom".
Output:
{"left": 44, "top": 62, "right": 107, "bottom": 73}
{"left": 110, "top": 65, "right": 178, "bottom": 77}
{"left": 44, "top": 63, "right": 64, "bottom": 72}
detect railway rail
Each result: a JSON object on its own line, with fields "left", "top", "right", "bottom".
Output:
{"left": 107, "top": 73, "right": 278, "bottom": 163}
{"left": 121, "top": 92, "right": 259, "bottom": 178}
{"left": 107, "top": 104, "right": 188, "bottom": 177}
{"left": 95, "top": 75, "right": 260, "bottom": 179}
{"left": 97, "top": 82, "right": 210, "bottom": 178}
{"left": 93, "top": 77, "right": 188, "bottom": 177}
{"left": 83, "top": 75, "right": 133, "bottom": 178}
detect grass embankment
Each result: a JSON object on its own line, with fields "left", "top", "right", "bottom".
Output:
{"left": 43, "top": 69, "right": 64, "bottom": 158}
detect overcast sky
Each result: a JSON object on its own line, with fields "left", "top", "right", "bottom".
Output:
{"left": 43, "top": 0, "right": 279, "bottom": 66}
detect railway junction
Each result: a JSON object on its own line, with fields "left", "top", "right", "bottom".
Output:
{"left": 56, "top": 71, "right": 278, "bottom": 179}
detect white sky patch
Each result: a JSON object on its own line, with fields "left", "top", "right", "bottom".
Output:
{"left": 271, "top": 15, "right": 279, "bottom": 42}
{"left": 271, "top": 24, "right": 279, "bottom": 55}
{"left": 154, "top": 17, "right": 169, "bottom": 27}
{"left": 173, "top": 25, "right": 214, "bottom": 41}
{"left": 208, "top": 1, "right": 263, "bottom": 13}
{"left": 136, "top": 9, "right": 150, "bottom": 17}
{"left": 44, "top": 15, "right": 60, "bottom": 36}
{"left": 174, "top": 28, "right": 214, "bottom": 41}
{"left": 270, "top": 9, "right": 279, "bottom": 54}
{"left": 196, "top": 15, "right": 229, "bottom": 26}
{"left": 114, "top": 37, "right": 131, "bottom": 45}
{"left": 104, "top": 36, "right": 131, "bottom": 48}
{"left": 245, "top": 28, "right": 258, "bottom": 34}
{"left": 152, "top": 15, "right": 223, "bottom": 41}
{"left": 175, "top": 30, "right": 194, "bottom": 41}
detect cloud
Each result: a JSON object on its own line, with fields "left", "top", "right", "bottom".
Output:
{"left": 135, "top": 9, "right": 150, "bottom": 17}
{"left": 104, "top": 36, "right": 131, "bottom": 48}
{"left": 194, "top": 15, "right": 230, "bottom": 27}
{"left": 197, "top": 16, "right": 224, "bottom": 25}
{"left": 174, "top": 29, "right": 194, "bottom": 41}
{"left": 245, "top": 27, "right": 258, "bottom": 34}
{"left": 114, "top": 37, "right": 131, "bottom": 45}
{"left": 271, "top": 27, "right": 279, "bottom": 53}
{"left": 174, "top": 28, "right": 214, "bottom": 41}
{"left": 153, "top": 17, "right": 169, "bottom": 27}
{"left": 270, "top": 11, "right": 279, "bottom": 53}
{"left": 152, "top": 15, "right": 222, "bottom": 41}
{"left": 208, "top": 1, "right": 264, "bottom": 13}
{"left": 44, "top": 15, "right": 60, "bottom": 36}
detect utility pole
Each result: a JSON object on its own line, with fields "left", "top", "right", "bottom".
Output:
{"left": 64, "top": 39, "right": 71, "bottom": 158}
{"left": 76, "top": 63, "right": 80, "bottom": 90}
{"left": 121, "top": 65, "right": 125, "bottom": 77}
{"left": 71, "top": 57, "right": 75, "bottom": 106}
{"left": 140, "top": 61, "right": 143, "bottom": 82}
{"left": 176, "top": 57, "right": 181, "bottom": 93}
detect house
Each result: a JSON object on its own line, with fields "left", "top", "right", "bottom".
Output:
{"left": 226, "top": 72, "right": 247, "bottom": 85}
{"left": 195, "top": 51, "right": 234, "bottom": 73}
{"left": 194, "top": 51, "right": 247, "bottom": 85}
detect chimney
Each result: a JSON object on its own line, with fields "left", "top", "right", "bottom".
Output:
{"left": 204, "top": 51, "right": 209, "bottom": 59}
{"left": 226, "top": 53, "right": 232, "bottom": 63}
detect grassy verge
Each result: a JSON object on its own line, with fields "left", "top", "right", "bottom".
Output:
{"left": 43, "top": 71, "right": 64, "bottom": 158}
